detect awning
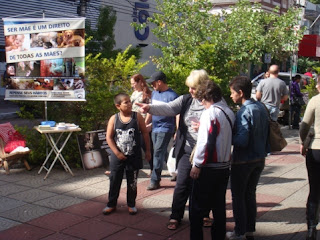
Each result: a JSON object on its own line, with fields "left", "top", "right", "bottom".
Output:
{"left": 298, "top": 34, "right": 320, "bottom": 58}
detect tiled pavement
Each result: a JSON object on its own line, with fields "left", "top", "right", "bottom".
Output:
{"left": 0, "top": 127, "right": 316, "bottom": 240}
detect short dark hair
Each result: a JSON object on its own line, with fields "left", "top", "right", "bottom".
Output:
{"left": 114, "top": 93, "right": 129, "bottom": 105}
{"left": 294, "top": 75, "right": 301, "bottom": 80}
{"left": 229, "top": 76, "right": 252, "bottom": 99}
{"left": 195, "top": 80, "right": 222, "bottom": 103}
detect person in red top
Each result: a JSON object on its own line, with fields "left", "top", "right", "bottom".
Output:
{"left": 305, "top": 68, "right": 313, "bottom": 78}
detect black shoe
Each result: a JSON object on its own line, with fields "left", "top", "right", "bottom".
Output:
{"left": 147, "top": 182, "right": 160, "bottom": 190}
{"left": 245, "top": 232, "right": 254, "bottom": 240}
{"left": 292, "top": 126, "right": 299, "bottom": 129}
{"left": 306, "top": 227, "right": 317, "bottom": 240}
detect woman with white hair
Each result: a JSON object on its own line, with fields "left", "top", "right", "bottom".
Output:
{"left": 137, "top": 69, "right": 210, "bottom": 230}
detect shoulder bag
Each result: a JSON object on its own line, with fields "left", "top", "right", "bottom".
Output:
{"left": 263, "top": 104, "right": 287, "bottom": 152}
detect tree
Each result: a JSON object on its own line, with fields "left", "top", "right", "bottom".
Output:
{"left": 146, "top": 0, "right": 304, "bottom": 95}
{"left": 16, "top": 46, "right": 148, "bottom": 167}
{"left": 309, "top": 0, "right": 320, "bottom": 4}
{"left": 85, "top": 6, "right": 118, "bottom": 58}
{"left": 80, "top": 45, "right": 148, "bottom": 131}
{"left": 298, "top": 57, "right": 320, "bottom": 73}
{"left": 86, "top": 6, "right": 141, "bottom": 59}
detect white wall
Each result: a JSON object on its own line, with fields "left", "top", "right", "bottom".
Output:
{"left": 111, "top": 0, "right": 162, "bottom": 77}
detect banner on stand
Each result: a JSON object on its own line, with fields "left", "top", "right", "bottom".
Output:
{"left": 2, "top": 17, "right": 86, "bottom": 101}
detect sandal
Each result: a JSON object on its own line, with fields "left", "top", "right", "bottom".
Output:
{"left": 203, "top": 217, "right": 213, "bottom": 227}
{"left": 167, "top": 219, "right": 180, "bottom": 230}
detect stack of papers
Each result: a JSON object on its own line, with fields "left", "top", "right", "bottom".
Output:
{"left": 38, "top": 125, "right": 52, "bottom": 130}
{"left": 56, "top": 123, "right": 79, "bottom": 129}
{"left": 66, "top": 123, "right": 79, "bottom": 129}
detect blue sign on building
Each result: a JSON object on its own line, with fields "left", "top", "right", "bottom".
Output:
{"left": 132, "top": 0, "right": 149, "bottom": 41}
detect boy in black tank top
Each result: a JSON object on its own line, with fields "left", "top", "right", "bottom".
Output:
{"left": 103, "top": 93, "right": 151, "bottom": 215}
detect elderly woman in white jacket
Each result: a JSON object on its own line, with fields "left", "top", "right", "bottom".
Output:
{"left": 189, "top": 80, "right": 235, "bottom": 240}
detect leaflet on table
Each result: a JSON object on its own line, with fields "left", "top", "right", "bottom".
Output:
{"left": 5, "top": 88, "right": 85, "bottom": 101}
{"left": 38, "top": 123, "right": 79, "bottom": 130}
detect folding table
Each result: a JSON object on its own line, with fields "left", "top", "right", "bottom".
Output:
{"left": 34, "top": 126, "right": 81, "bottom": 179}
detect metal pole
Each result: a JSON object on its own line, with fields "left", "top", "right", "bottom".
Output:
{"left": 289, "top": 67, "right": 292, "bottom": 130}
{"left": 42, "top": 10, "right": 49, "bottom": 165}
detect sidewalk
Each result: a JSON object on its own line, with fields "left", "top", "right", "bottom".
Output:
{"left": 0, "top": 125, "right": 311, "bottom": 240}
{"left": 0, "top": 101, "right": 312, "bottom": 239}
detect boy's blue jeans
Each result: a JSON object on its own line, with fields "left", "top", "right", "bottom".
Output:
{"left": 151, "top": 132, "right": 172, "bottom": 184}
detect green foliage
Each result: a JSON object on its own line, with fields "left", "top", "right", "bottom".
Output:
{"left": 314, "top": 67, "right": 320, "bottom": 74}
{"left": 298, "top": 57, "right": 320, "bottom": 73}
{"left": 85, "top": 6, "right": 118, "bottom": 58}
{"left": 79, "top": 45, "right": 148, "bottom": 131}
{"left": 13, "top": 4, "right": 148, "bottom": 167}
{"left": 304, "top": 78, "right": 318, "bottom": 100}
{"left": 15, "top": 46, "right": 147, "bottom": 167}
{"left": 146, "top": 0, "right": 304, "bottom": 94}
{"left": 14, "top": 125, "right": 46, "bottom": 166}
{"left": 86, "top": 6, "right": 142, "bottom": 60}
{"left": 309, "top": 0, "right": 320, "bottom": 4}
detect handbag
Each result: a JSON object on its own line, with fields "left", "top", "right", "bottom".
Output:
{"left": 269, "top": 120, "right": 287, "bottom": 152}
{"left": 4, "top": 130, "right": 26, "bottom": 153}
{"left": 167, "top": 147, "right": 177, "bottom": 177}
{"left": 263, "top": 104, "right": 287, "bottom": 152}
{"left": 302, "top": 131, "right": 314, "bottom": 155}
{"left": 292, "top": 95, "right": 305, "bottom": 106}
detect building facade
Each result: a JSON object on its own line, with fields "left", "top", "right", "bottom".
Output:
{"left": 209, "top": 0, "right": 295, "bottom": 13}
{"left": 0, "top": 0, "right": 161, "bottom": 96}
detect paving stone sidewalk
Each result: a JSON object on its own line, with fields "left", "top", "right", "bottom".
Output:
{"left": 0, "top": 126, "right": 315, "bottom": 240}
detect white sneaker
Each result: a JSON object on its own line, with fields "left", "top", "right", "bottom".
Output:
{"left": 226, "top": 231, "right": 245, "bottom": 240}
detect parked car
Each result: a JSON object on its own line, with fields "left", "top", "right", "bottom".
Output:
{"left": 251, "top": 72, "right": 311, "bottom": 125}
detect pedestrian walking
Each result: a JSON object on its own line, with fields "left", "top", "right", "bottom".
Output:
{"left": 299, "top": 80, "right": 320, "bottom": 240}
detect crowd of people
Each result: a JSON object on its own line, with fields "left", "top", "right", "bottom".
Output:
{"left": 101, "top": 65, "right": 319, "bottom": 240}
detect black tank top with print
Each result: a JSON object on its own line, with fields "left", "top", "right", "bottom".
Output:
{"left": 114, "top": 112, "right": 142, "bottom": 169}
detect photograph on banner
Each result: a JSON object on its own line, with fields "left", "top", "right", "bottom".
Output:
{"left": 6, "top": 77, "right": 84, "bottom": 91}
{"left": 77, "top": 130, "right": 110, "bottom": 170}
{"left": 2, "top": 17, "right": 86, "bottom": 101}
